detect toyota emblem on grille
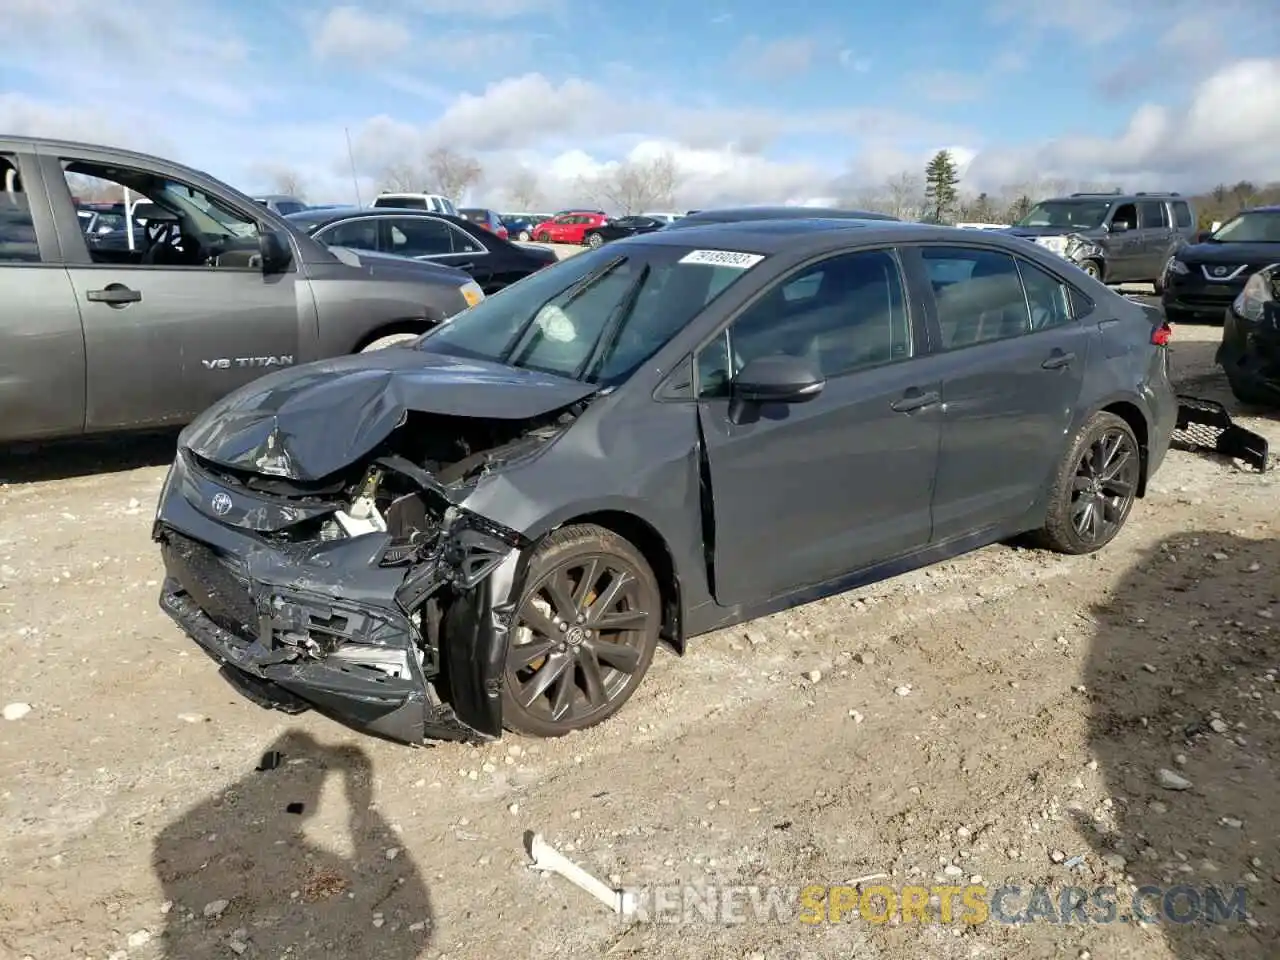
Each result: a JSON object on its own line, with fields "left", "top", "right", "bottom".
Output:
{"left": 1213, "top": 266, "right": 1228, "bottom": 276}
{"left": 210, "top": 492, "right": 233, "bottom": 516}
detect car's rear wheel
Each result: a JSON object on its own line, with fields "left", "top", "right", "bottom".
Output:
{"left": 360, "top": 332, "right": 420, "bottom": 352}
{"left": 586, "top": 232, "right": 603, "bottom": 248}
{"left": 501, "top": 524, "right": 661, "bottom": 737}
{"left": 1036, "top": 411, "right": 1141, "bottom": 554}
{"left": 535, "top": 231, "right": 550, "bottom": 242}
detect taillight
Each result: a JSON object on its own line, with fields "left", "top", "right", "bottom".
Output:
{"left": 497, "top": 227, "right": 509, "bottom": 239}
{"left": 1151, "top": 321, "right": 1172, "bottom": 346}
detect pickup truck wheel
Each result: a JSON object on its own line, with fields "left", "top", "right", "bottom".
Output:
{"left": 1034, "top": 411, "right": 1140, "bottom": 555}
{"left": 502, "top": 524, "right": 661, "bottom": 738}
{"left": 360, "top": 332, "right": 420, "bottom": 352}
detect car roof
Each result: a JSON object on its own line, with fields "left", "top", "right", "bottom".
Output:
{"left": 667, "top": 206, "right": 898, "bottom": 227}
{"left": 284, "top": 206, "right": 475, "bottom": 229}
{"left": 1039, "top": 192, "right": 1186, "bottom": 203}
{"left": 628, "top": 217, "right": 1023, "bottom": 255}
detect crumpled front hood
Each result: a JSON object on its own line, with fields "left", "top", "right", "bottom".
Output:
{"left": 180, "top": 349, "right": 599, "bottom": 482}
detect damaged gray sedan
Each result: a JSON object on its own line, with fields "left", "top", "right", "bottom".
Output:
{"left": 154, "top": 219, "right": 1183, "bottom": 744}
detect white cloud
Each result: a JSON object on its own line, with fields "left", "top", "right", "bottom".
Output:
{"left": 311, "top": 6, "right": 410, "bottom": 61}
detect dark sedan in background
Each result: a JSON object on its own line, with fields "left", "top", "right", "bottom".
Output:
{"left": 287, "top": 206, "right": 558, "bottom": 294}
{"left": 582, "top": 214, "right": 668, "bottom": 248}
{"left": 1162, "top": 206, "right": 1280, "bottom": 324}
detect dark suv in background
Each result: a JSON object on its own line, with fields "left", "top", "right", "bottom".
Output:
{"left": 1162, "top": 205, "right": 1280, "bottom": 324}
{"left": 1002, "top": 191, "right": 1198, "bottom": 288}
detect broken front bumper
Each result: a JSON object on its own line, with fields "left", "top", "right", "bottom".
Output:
{"left": 1171, "top": 395, "right": 1270, "bottom": 472}
{"left": 153, "top": 451, "right": 526, "bottom": 744}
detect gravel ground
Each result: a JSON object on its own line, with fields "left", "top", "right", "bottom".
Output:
{"left": 2, "top": 310, "right": 1278, "bottom": 960}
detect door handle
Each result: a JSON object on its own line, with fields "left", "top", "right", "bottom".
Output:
{"left": 453, "top": 262, "right": 475, "bottom": 271}
{"left": 891, "top": 389, "right": 941, "bottom": 413}
{"left": 1041, "top": 351, "right": 1076, "bottom": 369}
{"left": 86, "top": 284, "right": 142, "bottom": 306}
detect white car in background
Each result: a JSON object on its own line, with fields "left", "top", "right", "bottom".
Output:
{"left": 640, "top": 211, "right": 683, "bottom": 224}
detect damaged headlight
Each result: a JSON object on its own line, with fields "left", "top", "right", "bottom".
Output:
{"left": 1165, "top": 256, "right": 1189, "bottom": 277}
{"left": 1234, "top": 271, "right": 1272, "bottom": 324}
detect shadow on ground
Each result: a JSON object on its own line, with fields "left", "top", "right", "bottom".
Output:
{"left": 0, "top": 429, "right": 181, "bottom": 483}
{"left": 1083, "top": 530, "right": 1278, "bottom": 957}
{"left": 152, "top": 730, "right": 434, "bottom": 959}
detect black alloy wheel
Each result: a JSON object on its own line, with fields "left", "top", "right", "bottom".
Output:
{"left": 502, "top": 525, "right": 661, "bottom": 736}
{"left": 1037, "top": 411, "right": 1141, "bottom": 554}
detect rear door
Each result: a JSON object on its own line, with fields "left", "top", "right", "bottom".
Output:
{"left": 379, "top": 215, "right": 492, "bottom": 285}
{"left": 697, "top": 247, "right": 943, "bottom": 605}
{"left": 38, "top": 147, "right": 304, "bottom": 430}
{"left": 1137, "top": 200, "right": 1174, "bottom": 279}
{"left": 0, "top": 146, "right": 87, "bottom": 442}
{"left": 912, "top": 244, "right": 1091, "bottom": 541}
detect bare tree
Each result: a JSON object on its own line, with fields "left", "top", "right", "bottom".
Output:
{"left": 506, "top": 167, "right": 541, "bottom": 210}
{"left": 377, "top": 161, "right": 425, "bottom": 193}
{"left": 268, "top": 167, "right": 307, "bottom": 200}
{"left": 425, "top": 147, "right": 483, "bottom": 203}
{"left": 579, "top": 153, "right": 681, "bottom": 215}
{"left": 883, "top": 172, "right": 924, "bottom": 221}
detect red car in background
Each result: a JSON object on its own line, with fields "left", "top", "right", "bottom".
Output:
{"left": 532, "top": 211, "right": 609, "bottom": 244}
{"left": 458, "top": 208, "right": 509, "bottom": 239}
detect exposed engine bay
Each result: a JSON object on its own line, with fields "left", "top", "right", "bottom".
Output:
{"left": 154, "top": 403, "right": 587, "bottom": 745}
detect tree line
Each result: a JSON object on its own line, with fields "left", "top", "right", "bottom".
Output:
{"left": 90, "top": 141, "right": 1268, "bottom": 229}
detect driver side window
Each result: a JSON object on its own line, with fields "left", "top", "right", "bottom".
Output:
{"left": 61, "top": 160, "right": 261, "bottom": 269}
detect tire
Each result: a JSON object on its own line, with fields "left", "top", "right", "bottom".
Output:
{"left": 517, "top": 230, "right": 531, "bottom": 241}
{"left": 535, "top": 232, "right": 550, "bottom": 242}
{"left": 501, "top": 524, "right": 662, "bottom": 737}
{"left": 586, "top": 232, "right": 603, "bottom": 249}
{"left": 1035, "top": 411, "right": 1141, "bottom": 555}
{"left": 360, "top": 332, "right": 420, "bottom": 352}
{"left": 1080, "top": 259, "right": 1103, "bottom": 282}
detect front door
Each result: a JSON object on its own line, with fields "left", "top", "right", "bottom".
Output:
{"left": 1102, "top": 201, "right": 1143, "bottom": 282}
{"left": 914, "top": 245, "right": 1090, "bottom": 541}
{"left": 46, "top": 152, "right": 303, "bottom": 429}
{"left": 696, "top": 247, "right": 942, "bottom": 607}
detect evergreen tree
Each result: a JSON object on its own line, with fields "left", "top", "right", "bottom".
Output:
{"left": 923, "top": 150, "right": 961, "bottom": 224}
{"left": 1007, "top": 194, "right": 1032, "bottom": 223}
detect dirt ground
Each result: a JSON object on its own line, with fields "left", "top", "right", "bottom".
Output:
{"left": 2, "top": 308, "right": 1279, "bottom": 960}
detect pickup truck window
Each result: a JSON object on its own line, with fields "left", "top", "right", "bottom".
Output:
{"left": 0, "top": 155, "right": 41, "bottom": 263}
{"left": 61, "top": 160, "right": 262, "bottom": 269}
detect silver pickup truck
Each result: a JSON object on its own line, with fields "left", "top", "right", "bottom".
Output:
{"left": 0, "top": 136, "right": 485, "bottom": 444}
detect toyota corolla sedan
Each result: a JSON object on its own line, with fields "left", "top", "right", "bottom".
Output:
{"left": 153, "top": 218, "right": 1180, "bottom": 745}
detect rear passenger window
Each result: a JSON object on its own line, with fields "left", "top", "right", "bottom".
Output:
{"left": 1016, "top": 258, "right": 1075, "bottom": 330}
{"left": 0, "top": 155, "right": 41, "bottom": 263}
{"left": 922, "top": 247, "right": 1030, "bottom": 349}
{"left": 1173, "top": 202, "right": 1193, "bottom": 228}
{"left": 1138, "top": 201, "right": 1168, "bottom": 229}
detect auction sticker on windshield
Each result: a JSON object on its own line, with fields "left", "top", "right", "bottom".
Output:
{"left": 678, "top": 249, "right": 766, "bottom": 269}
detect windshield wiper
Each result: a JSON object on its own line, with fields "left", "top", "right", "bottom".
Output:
{"left": 498, "top": 255, "right": 627, "bottom": 367}
{"left": 577, "top": 263, "right": 650, "bottom": 382}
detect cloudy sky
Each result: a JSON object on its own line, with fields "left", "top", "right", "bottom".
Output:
{"left": 3, "top": 0, "right": 1279, "bottom": 209}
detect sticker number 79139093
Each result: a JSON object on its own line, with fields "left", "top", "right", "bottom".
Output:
{"left": 678, "top": 249, "right": 766, "bottom": 269}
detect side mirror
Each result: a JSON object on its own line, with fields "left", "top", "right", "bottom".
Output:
{"left": 732, "top": 355, "right": 825, "bottom": 404}
{"left": 259, "top": 227, "right": 293, "bottom": 274}
{"left": 1110, "top": 220, "right": 1131, "bottom": 233}
{"left": 1196, "top": 230, "right": 1213, "bottom": 243}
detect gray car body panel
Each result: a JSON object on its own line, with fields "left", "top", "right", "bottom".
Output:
{"left": 153, "top": 218, "right": 1180, "bottom": 744}
{"left": 0, "top": 136, "right": 476, "bottom": 443}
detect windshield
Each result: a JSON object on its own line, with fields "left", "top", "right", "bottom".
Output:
{"left": 416, "top": 243, "right": 764, "bottom": 385}
{"left": 1209, "top": 211, "right": 1280, "bottom": 243}
{"left": 1015, "top": 200, "right": 1111, "bottom": 230}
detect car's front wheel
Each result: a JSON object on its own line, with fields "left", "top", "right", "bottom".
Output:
{"left": 1080, "top": 259, "right": 1103, "bottom": 282}
{"left": 502, "top": 524, "right": 662, "bottom": 737}
{"left": 1036, "top": 411, "right": 1141, "bottom": 554}
{"left": 535, "top": 231, "right": 550, "bottom": 242}
{"left": 517, "top": 230, "right": 531, "bottom": 241}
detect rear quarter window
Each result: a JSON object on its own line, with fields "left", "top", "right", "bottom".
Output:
{"left": 1173, "top": 202, "right": 1193, "bottom": 228}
